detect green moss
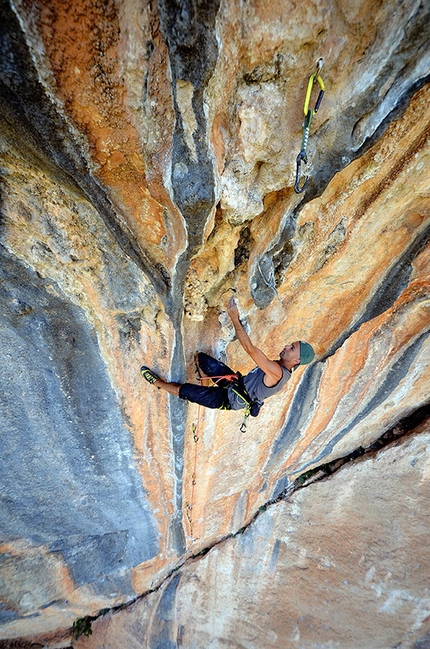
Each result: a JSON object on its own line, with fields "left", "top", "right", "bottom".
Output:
{"left": 71, "top": 615, "right": 93, "bottom": 642}
{"left": 296, "top": 469, "right": 317, "bottom": 485}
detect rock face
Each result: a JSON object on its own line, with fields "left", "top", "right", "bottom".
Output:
{"left": 75, "top": 422, "right": 430, "bottom": 649}
{"left": 0, "top": 0, "right": 429, "bottom": 645}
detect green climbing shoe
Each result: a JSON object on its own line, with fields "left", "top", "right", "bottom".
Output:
{"left": 140, "top": 366, "right": 159, "bottom": 385}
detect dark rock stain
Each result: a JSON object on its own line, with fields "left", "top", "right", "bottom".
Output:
{"left": 157, "top": 0, "right": 221, "bottom": 257}
{"left": 0, "top": 0, "right": 170, "bottom": 299}
{"left": 0, "top": 246, "right": 159, "bottom": 595}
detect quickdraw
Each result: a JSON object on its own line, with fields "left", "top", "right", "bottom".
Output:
{"left": 231, "top": 386, "right": 251, "bottom": 433}
{"left": 185, "top": 419, "right": 200, "bottom": 543}
{"left": 294, "top": 58, "right": 325, "bottom": 194}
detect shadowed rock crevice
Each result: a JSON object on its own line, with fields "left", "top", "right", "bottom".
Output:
{"left": 234, "top": 226, "right": 253, "bottom": 268}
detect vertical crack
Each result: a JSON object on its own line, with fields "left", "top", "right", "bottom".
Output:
{"left": 156, "top": 0, "right": 222, "bottom": 550}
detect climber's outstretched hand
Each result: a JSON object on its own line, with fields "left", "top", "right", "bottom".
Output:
{"left": 226, "top": 295, "right": 282, "bottom": 386}
{"left": 227, "top": 296, "right": 239, "bottom": 321}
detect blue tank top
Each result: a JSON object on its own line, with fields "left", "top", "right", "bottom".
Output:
{"left": 227, "top": 365, "right": 291, "bottom": 410}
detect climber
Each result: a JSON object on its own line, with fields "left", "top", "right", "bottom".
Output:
{"left": 140, "top": 297, "right": 315, "bottom": 418}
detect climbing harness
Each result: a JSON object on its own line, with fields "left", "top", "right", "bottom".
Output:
{"left": 294, "top": 58, "right": 325, "bottom": 194}
{"left": 184, "top": 372, "right": 262, "bottom": 541}
{"left": 230, "top": 374, "right": 263, "bottom": 432}
{"left": 204, "top": 372, "right": 261, "bottom": 432}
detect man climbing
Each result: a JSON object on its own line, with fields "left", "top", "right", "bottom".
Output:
{"left": 141, "top": 297, "right": 314, "bottom": 421}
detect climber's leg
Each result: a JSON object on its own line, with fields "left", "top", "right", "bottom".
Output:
{"left": 179, "top": 383, "right": 231, "bottom": 410}
{"left": 195, "top": 352, "right": 236, "bottom": 388}
{"left": 141, "top": 365, "right": 230, "bottom": 409}
{"left": 141, "top": 366, "right": 181, "bottom": 397}
{"left": 194, "top": 353, "right": 211, "bottom": 386}
{"left": 140, "top": 359, "right": 231, "bottom": 410}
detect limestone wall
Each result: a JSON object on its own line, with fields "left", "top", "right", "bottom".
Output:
{"left": 0, "top": 0, "right": 429, "bottom": 645}
{"left": 76, "top": 422, "right": 430, "bottom": 649}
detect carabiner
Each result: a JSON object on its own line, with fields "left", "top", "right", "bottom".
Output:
{"left": 304, "top": 59, "right": 325, "bottom": 115}
{"left": 295, "top": 150, "right": 309, "bottom": 194}
{"left": 240, "top": 408, "right": 250, "bottom": 433}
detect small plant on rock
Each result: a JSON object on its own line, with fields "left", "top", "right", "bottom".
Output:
{"left": 71, "top": 615, "right": 93, "bottom": 642}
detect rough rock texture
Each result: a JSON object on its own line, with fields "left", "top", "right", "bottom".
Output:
{"left": 75, "top": 422, "right": 430, "bottom": 649}
{"left": 0, "top": 0, "right": 429, "bottom": 645}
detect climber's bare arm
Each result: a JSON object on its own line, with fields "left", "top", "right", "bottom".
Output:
{"left": 227, "top": 297, "right": 282, "bottom": 386}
